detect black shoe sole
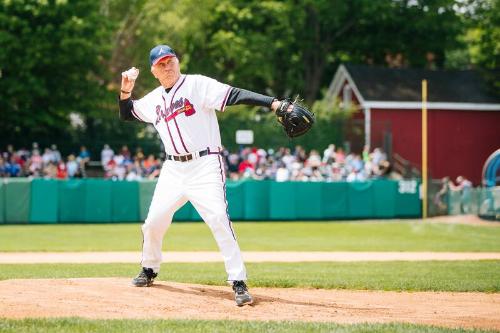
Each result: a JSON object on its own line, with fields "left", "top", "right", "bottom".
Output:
{"left": 132, "top": 280, "right": 154, "bottom": 287}
{"left": 235, "top": 297, "right": 253, "bottom": 306}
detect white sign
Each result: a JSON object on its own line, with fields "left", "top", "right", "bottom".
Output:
{"left": 236, "top": 130, "right": 254, "bottom": 144}
{"left": 398, "top": 180, "right": 417, "bottom": 194}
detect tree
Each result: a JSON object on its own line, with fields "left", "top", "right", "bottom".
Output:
{"left": 0, "top": 0, "right": 114, "bottom": 145}
{"left": 472, "top": 0, "right": 499, "bottom": 92}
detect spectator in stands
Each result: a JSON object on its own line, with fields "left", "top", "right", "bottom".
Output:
{"left": 56, "top": 160, "right": 68, "bottom": 179}
{"left": 66, "top": 154, "right": 80, "bottom": 178}
{"left": 281, "top": 148, "right": 295, "bottom": 169}
{"left": 351, "top": 154, "right": 364, "bottom": 174}
{"left": 264, "top": 154, "right": 278, "bottom": 179}
{"left": 110, "top": 153, "right": 127, "bottom": 180}
{"left": 43, "top": 162, "right": 57, "bottom": 179}
{"left": 126, "top": 160, "right": 143, "bottom": 181}
{"left": 252, "top": 158, "right": 268, "bottom": 180}
{"left": 135, "top": 147, "right": 145, "bottom": 162}
{"left": 290, "top": 159, "right": 304, "bottom": 180}
{"left": 0, "top": 157, "right": 7, "bottom": 177}
{"left": 306, "top": 149, "right": 322, "bottom": 168}
{"left": 238, "top": 157, "right": 254, "bottom": 178}
{"left": 142, "top": 154, "right": 155, "bottom": 175}
{"left": 247, "top": 148, "right": 259, "bottom": 169}
{"left": 42, "top": 147, "right": 53, "bottom": 166}
{"left": 146, "top": 156, "right": 162, "bottom": 179}
{"left": 322, "top": 144, "right": 336, "bottom": 164}
{"left": 335, "top": 147, "right": 345, "bottom": 164}
{"left": 226, "top": 152, "right": 240, "bottom": 180}
{"left": 29, "top": 149, "right": 43, "bottom": 177}
{"left": 371, "top": 147, "right": 387, "bottom": 165}
{"left": 330, "top": 163, "right": 343, "bottom": 181}
{"left": 101, "top": 144, "right": 114, "bottom": 169}
{"left": 77, "top": 146, "right": 91, "bottom": 177}
{"left": 17, "top": 146, "right": 30, "bottom": 163}
{"left": 51, "top": 144, "right": 62, "bottom": 163}
{"left": 5, "top": 155, "right": 21, "bottom": 177}
{"left": 103, "top": 156, "right": 117, "bottom": 179}
{"left": 3, "top": 144, "right": 15, "bottom": 161}
{"left": 454, "top": 175, "right": 473, "bottom": 214}
{"left": 275, "top": 162, "right": 290, "bottom": 182}
{"left": 434, "top": 176, "right": 451, "bottom": 215}
{"left": 310, "top": 166, "right": 324, "bottom": 182}
{"left": 120, "top": 145, "right": 132, "bottom": 163}
{"left": 294, "top": 145, "right": 307, "bottom": 163}
{"left": 362, "top": 145, "right": 370, "bottom": 163}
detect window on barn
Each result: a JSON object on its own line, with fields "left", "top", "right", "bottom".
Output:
{"left": 343, "top": 85, "right": 352, "bottom": 109}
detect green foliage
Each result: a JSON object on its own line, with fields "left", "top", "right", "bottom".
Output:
{"left": 474, "top": 0, "right": 500, "bottom": 92}
{"left": 0, "top": 0, "right": 494, "bottom": 151}
{"left": 445, "top": 0, "right": 499, "bottom": 92}
{"left": 1, "top": 221, "right": 499, "bottom": 252}
{"left": 108, "top": 0, "right": 466, "bottom": 103}
{"left": 0, "top": 0, "right": 114, "bottom": 142}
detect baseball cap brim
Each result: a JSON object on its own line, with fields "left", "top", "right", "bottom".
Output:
{"left": 151, "top": 54, "right": 175, "bottom": 66}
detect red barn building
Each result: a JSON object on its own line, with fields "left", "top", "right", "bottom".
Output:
{"left": 327, "top": 64, "right": 500, "bottom": 184}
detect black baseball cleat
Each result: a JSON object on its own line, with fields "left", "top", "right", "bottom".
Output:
{"left": 132, "top": 267, "right": 157, "bottom": 287}
{"left": 232, "top": 280, "right": 253, "bottom": 306}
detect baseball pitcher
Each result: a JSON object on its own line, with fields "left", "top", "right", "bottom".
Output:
{"left": 118, "top": 44, "right": 314, "bottom": 306}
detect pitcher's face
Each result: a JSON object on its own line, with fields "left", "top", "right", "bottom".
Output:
{"left": 151, "top": 56, "right": 181, "bottom": 88}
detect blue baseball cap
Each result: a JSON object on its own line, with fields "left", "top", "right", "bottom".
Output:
{"left": 149, "top": 45, "right": 177, "bottom": 66}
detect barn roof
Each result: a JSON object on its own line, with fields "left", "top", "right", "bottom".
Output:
{"left": 327, "top": 64, "right": 500, "bottom": 109}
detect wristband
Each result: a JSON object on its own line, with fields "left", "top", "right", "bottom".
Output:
{"left": 121, "top": 90, "right": 131, "bottom": 94}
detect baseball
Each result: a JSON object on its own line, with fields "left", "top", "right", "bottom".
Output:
{"left": 122, "top": 67, "right": 139, "bottom": 81}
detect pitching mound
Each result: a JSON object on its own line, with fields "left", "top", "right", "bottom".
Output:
{"left": 0, "top": 278, "right": 498, "bottom": 330}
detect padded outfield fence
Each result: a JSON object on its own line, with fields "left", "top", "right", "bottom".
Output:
{"left": 0, "top": 179, "right": 422, "bottom": 223}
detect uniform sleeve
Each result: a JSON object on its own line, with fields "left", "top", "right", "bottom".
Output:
{"left": 197, "top": 75, "right": 232, "bottom": 112}
{"left": 131, "top": 92, "right": 157, "bottom": 124}
{"left": 226, "top": 88, "right": 275, "bottom": 108}
{"left": 118, "top": 97, "right": 137, "bottom": 121}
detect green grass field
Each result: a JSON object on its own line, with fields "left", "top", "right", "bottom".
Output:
{"left": 0, "top": 221, "right": 499, "bottom": 252}
{"left": 1, "top": 261, "right": 499, "bottom": 292}
{"left": 0, "top": 318, "right": 494, "bottom": 333}
{"left": 1, "top": 220, "right": 499, "bottom": 333}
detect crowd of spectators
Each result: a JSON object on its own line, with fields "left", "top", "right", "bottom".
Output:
{"left": 0, "top": 143, "right": 89, "bottom": 179}
{"left": 0, "top": 143, "right": 161, "bottom": 180}
{"left": 1, "top": 143, "right": 398, "bottom": 182}
{"left": 100, "top": 144, "right": 162, "bottom": 181}
{"left": 223, "top": 144, "right": 397, "bottom": 182}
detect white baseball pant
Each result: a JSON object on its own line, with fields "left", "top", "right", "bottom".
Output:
{"left": 140, "top": 153, "right": 247, "bottom": 281}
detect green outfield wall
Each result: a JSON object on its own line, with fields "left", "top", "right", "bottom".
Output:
{"left": 0, "top": 179, "right": 421, "bottom": 223}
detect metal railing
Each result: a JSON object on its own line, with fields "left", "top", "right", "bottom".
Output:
{"left": 392, "top": 153, "right": 421, "bottom": 179}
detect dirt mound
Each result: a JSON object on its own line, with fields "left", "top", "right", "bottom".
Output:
{"left": 428, "top": 214, "right": 500, "bottom": 226}
{"left": 0, "top": 278, "right": 498, "bottom": 329}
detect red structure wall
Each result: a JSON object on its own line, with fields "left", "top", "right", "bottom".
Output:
{"left": 371, "top": 109, "right": 500, "bottom": 184}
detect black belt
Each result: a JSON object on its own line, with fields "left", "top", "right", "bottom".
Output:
{"left": 165, "top": 148, "right": 216, "bottom": 162}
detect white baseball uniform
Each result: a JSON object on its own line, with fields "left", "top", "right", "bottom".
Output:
{"left": 130, "top": 74, "right": 246, "bottom": 281}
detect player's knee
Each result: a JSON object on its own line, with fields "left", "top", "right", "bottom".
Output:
{"left": 142, "top": 216, "right": 165, "bottom": 234}
{"left": 206, "top": 212, "right": 228, "bottom": 224}
{"left": 205, "top": 212, "right": 234, "bottom": 233}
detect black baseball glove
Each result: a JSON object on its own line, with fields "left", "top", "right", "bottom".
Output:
{"left": 275, "top": 98, "right": 315, "bottom": 138}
